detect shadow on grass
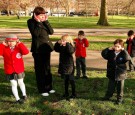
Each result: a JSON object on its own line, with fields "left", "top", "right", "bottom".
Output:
{"left": 0, "top": 66, "right": 135, "bottom": 114}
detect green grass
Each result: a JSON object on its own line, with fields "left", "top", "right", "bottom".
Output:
{"left": 0, "top": 66, "right": 135, "bottom": 114}
{"left": 0, "top": 15, "right": 135, "bottom": 28}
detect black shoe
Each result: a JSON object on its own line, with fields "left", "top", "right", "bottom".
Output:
{"left": 82, "top": 76, "right": 88, "bottom": 79}
{"left": 62, "top": 94, "right": 69, "bottom": 98}
{"left": 75, "top": 76, "right": 80, "bottom": 79}
{"left": 70, "top": 94, "right": 77, "bottom": 99}
{"left": 22, "top": 96, "right": 27, "bottom": 101}
{"left": 101, "top": 97, "right": 110, "bottom": 101}
{"left": 15, "top": 99, "right": 24, "bottom": 104}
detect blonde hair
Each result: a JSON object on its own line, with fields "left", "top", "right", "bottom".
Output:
{"left": 61, "top": 34, "right": 74, "bottom": 46}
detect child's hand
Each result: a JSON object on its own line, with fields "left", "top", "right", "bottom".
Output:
{"left": 2, "top": 41, "right": 7, "bottom": 46}
{"left": 109, "top": 46, "right": 114, "bottom": 50}
{"left": 58, "top": 40, "right": 62, "bottom": 44}
{"left": 16, "top": 40, "right": 21, "bottom": 46}
{"left": 34, "top": 13, "right": 40, "bottom": 22}
{"left": 61, "top": 41, "right": 66, "bottom": 46}
{"left": 121, "top": 47, "right": 124, "bottom": 50}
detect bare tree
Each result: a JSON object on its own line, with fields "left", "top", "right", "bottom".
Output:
{"left": 97, "top": 0, "right": 109, "bottom": 26}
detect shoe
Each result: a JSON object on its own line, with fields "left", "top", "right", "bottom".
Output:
{"left": 70, "top": 94, "right": 77, "bottom": 99}
{"left": 15, "top": 99, "right": 24, "bottom": 104}
{"left": 41, "top": 93, "right": 49, "bottom": 96}
{"left": 82, "top": 76, "right": 88, "bottom": 79}
{"left": 62, "top": 94, "right": 69, "bottom": 98}
{"left": 101, "top": 97, "right": 110, "bottom": 101}
{"left": 62, "top": 94, "right": 70, "bottom": 100}
{"left": 49, "top": 90, "right": 55, "bottom": 93}
{"left": 75, "top": 76, "right": 80, "bottom": 79}
{"left": 22, "top": 95, "right": 27, "bottom": 101}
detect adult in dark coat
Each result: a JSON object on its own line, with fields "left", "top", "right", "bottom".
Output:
{"left": 54, "top": 34, "right": 76, "bottom": 98}
{"left": 27, "top": 6, "right": 55, "bottom": 96}
{"left": 101, "top": 39, "right": 130, "bottom": 104}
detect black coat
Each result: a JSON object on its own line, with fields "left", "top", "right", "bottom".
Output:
{"left": 101, "top": 48, "right": 130, "bottom": 81}
{"left": 27, "top": 18, "right": 54, "bottom": 53}
{"left": 54, "top": 42, "right": 75, "bottom": 75}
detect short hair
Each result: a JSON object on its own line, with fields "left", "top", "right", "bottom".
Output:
{"left": 127, "top": 30, "right": 134, "bottom": 37}
{"left": 113, "top": 39, "right": 124, "bottom": 48}
{"left": 78, "top": 30, "right": 85, "bottom": 36}
{"left": 33, "top": 6, "right": 46, "bottom": 15}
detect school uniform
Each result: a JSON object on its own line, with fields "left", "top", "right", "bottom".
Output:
{"left": 54, "top": 42, "right": 76, "bottom": 97}
{"left": 74, "top": 38, "right": 89, "bottom": 78}
{"left": 101, "top": 48, "right": 130, "bottom": 102}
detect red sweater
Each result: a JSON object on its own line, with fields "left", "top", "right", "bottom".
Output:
{"left": 74, "top": 38, "right": 89, "bottom": 58}
{"left": 0, "top": 43, "right": 29, "bottom": 74}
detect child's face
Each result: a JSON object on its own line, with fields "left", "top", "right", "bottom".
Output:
{"left": 7, "top": 41, "right": 17, "bottom": 47}
{"left": 130, "top": 35, "right": 134, "bottom": 39}
{"left": 114, "top": 43, "right": 123, "bottom": 52}
{"left": 78, "top": 35, "right": 84, "bottom": 40}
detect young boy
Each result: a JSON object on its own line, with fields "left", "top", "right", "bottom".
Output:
{"left": 0, "top": 34, "right": 29, "bottom": 104}
{"left": 54, "top": 34, "right": 76, "bottom": 99}
{"left": 74, "top": 30, "right": 89, "bottom": 79}
{"left": 101, "top": 39, "right": 130, "bottom": 104}
{"left": 126, "top": 30, "right": 135, "bottom": 71}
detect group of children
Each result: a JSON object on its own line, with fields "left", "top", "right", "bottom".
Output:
{"left": 0, "top": 29, "right": 134, "bottom": 105}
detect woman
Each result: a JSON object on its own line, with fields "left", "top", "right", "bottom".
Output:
{"left": 27, "top": 6, "right": 55, "bottom": 96}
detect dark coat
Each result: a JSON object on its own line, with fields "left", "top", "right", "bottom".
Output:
{"left": 101, "top": 48, "right": 130, "bottom": 81}
{"left": 126, "top": 38, "right": 135, "bottom": 57}
{"left": 54, "top": 42, "right": 75, "bottom": 75}
{"left": 27, "top": 18, "right": 54, "bottom": 53}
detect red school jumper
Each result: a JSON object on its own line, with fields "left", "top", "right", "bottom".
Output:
{"left": 74, "top": 38, "right": 89, "bottom": 58}
{"left": 0, "top": 43, "right": 29, "bottom": 74}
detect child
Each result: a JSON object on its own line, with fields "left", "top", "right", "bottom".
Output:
{"left": 101, "top": 39, "right": 130, "bottom": 104}
{"left": 0, "top": 34, "right": 29, "bottom": 104}
{"left": 54, "top": 34, "right": 76, "bottom": 99}
{"left": 126, "top": 30, "right": 135, "bottom": 71}
{"left": 74, "top": 30, "right": 89, "bottom": 79}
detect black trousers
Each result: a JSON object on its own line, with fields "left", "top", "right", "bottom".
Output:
{"left": 105, "top": 79, "right": 124, "bottom": 101}
{"left": 76, "top": 57, "right": 86, "bottom": 77}
{"left": 61, "top": 74, "right": 76, "bottom": 96}
{"left": 32, "top": 52, "right": 52, "bottom": 93}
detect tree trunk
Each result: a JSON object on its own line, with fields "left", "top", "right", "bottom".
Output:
{"left": 97, "top": 0, "right": 109, "bottom": 26}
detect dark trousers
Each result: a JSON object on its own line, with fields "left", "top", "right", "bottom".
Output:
{"left": 128, "top": 57, "right": 135, "bottom": 71}
{"left": 76, "top": 57, "right": 86, "bottom": 77}
{"left": 62, "top": 74, "right": 76, "bottom": 96}
{"left": 32, "top": 52, "right": 52, "bottom": 93}
{"left": 105, "top": 79, "right": 124, "bottom": 101}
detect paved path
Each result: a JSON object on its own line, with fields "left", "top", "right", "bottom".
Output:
{"left": 0, "top": 28, "right": 131, "bottom": 70}
{"left": 0, "top": 28, "right": 133, "bottom": 39}
{"left": 23, "top": 50, "right": 107, "bottom": 70}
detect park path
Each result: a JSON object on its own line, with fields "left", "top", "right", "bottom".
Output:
{"left": 0, "top": 28, "right": 133, "bottom": 69}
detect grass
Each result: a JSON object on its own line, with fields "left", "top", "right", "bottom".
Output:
{"left": 0, "top": 66, "right": 135, "bottom": 114}
{"left": 0, "top": 15, "right": 135, "bottom": 114}
{"left": 0, "top": 15, "right": 135, "bottom": 28}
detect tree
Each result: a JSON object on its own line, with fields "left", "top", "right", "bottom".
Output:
{"left": 97, "top": 0, "right": 109, "bottom": 26}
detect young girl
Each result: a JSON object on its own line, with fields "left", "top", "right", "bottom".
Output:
{"left": 54, "top": 34, "right": 76, "bottom": 99}
{"left": 0, "top": 34, "right": 29, "bottom": 104}
{"left": 101, "top": 39, "right": 130, "bottom": 104}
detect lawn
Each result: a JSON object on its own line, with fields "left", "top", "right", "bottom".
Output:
{"left": 0, "top": 15, "right": 135, "bottom": 114}
{"left": 0, "top": 66, "right": 135, "bottom": 114}
{"left": 0, "top": 15, "right": 135, "bottom": 29}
